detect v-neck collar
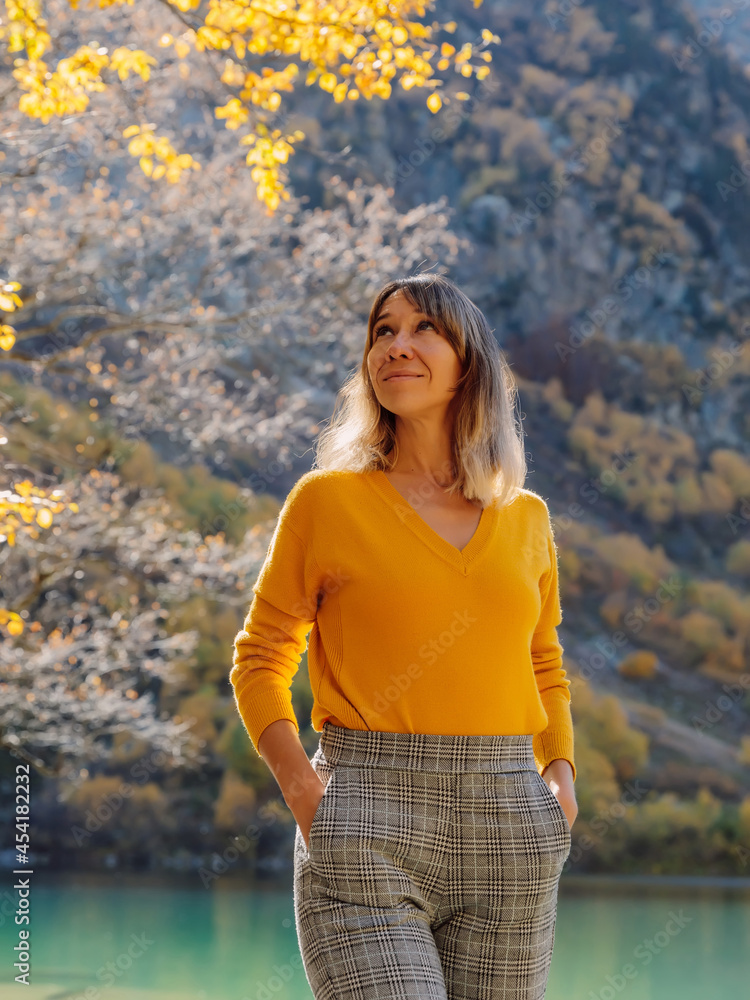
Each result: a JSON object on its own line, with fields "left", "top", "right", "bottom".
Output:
{"left": 366, "top": 469, "right": 497, "bottom": 574}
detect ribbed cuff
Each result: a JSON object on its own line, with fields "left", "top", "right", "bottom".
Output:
{"left": 234, "top": 685, "right": 299, "bottom": 757}
{"left": 533, "top": 730, "right": 576, "bottom": 783}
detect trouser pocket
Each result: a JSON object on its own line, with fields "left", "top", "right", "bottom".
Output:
{"left": 531, "top": 768, "right": 571, "bottom": 854}
{"left": 305, "top": 757, "right": 338, "bottom": 861}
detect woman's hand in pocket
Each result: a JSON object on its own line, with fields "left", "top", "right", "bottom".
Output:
{"left": 542, "top": 758, "right": 578, "bottom": 832}
{"left": 256, "top": 721, "right": 330, "bottom": 850}
{"left": 294, "top": 778, "right": 327, "bottom": 851}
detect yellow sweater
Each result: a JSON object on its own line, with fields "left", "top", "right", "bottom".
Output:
{"left": 230, "top": 469, "right": 576, "bottom": 781}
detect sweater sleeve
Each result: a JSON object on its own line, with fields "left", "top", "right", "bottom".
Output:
{"left": 531, "top": 508, "right": 576, "bottom": 783}
{"left": 230, "top": 487, "right": 322, "bottom": 757}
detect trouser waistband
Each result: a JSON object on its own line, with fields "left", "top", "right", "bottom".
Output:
{"left": 316, "top": 722, "right": 538, "bottom": 773}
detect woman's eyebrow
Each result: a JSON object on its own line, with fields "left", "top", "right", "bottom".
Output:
{"left": 374, "top": 310, "right": 432, "bottom": 323}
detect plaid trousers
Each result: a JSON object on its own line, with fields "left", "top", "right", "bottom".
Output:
{"left": 293, "top": 723, "right": 571, "bottom": 1000}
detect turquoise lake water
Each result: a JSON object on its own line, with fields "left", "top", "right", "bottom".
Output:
{"left": 1, "top": 873, "right": 748, "bottom": 999}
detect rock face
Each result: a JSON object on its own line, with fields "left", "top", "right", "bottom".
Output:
{"left": 5, "top": 0, "right": 750, "bottom": 485}
{"left": 262, "top": 1, "right": 750, "bottom": 398}
{"left": 464, "top": 195, "right": 514, "bottom": 246}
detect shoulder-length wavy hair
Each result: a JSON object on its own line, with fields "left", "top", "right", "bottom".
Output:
{"left": 313, "top": 273, "right": 527, "bottom": 510}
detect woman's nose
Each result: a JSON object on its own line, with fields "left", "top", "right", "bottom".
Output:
{"left": 388, "top": 334, "right": 413, "bottom": 355}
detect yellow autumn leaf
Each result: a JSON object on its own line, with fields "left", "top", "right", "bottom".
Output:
{"left": 7, "top": 0, "right": 498, "bottom": 215}
{"left": 0, "top": 328, "right": 16, "bottom": 351}
{"left": 374, "top": 19, "right": 392, "bottom": 41}
{"left": 36, "top": 508, "right": 53, "bottom": 528}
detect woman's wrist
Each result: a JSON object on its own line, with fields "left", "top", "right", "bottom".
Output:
{"left": 542, "top": 758, "right": 578, "bottom": 831}
{"left": 541, "top": 758, "right": 574, "bottom": 784}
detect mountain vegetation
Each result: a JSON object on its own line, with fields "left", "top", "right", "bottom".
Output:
{"left": 1, "top": 0, "right": 749, "bottom": 877}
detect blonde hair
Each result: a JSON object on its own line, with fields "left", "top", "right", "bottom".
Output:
{"left": 313, "top": 273, "right": 527, "bottom": 510}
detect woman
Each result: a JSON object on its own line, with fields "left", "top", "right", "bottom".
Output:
{"left": 230, "top": 273, "right": 577, "bottom": 1000}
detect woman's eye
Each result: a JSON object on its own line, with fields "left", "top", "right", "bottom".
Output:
{"left": 375, "top": 320, "right": 435, "bottom": 337}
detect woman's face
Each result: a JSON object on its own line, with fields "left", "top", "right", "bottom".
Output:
{"left": 366, "top": 290, "right": 463, "bottom": 419}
